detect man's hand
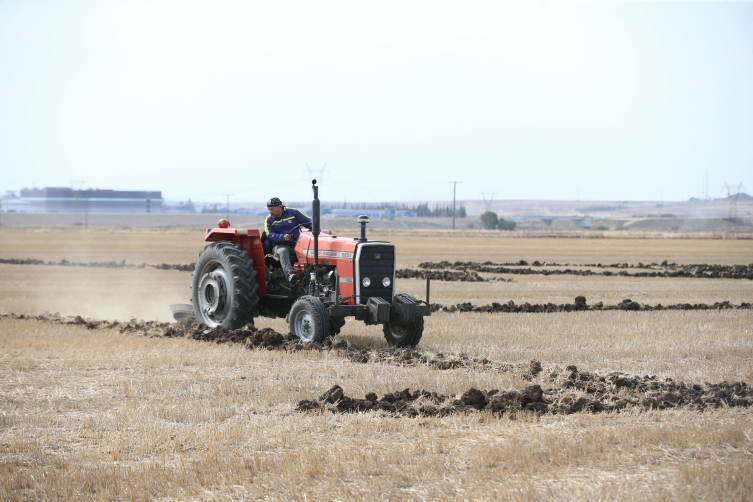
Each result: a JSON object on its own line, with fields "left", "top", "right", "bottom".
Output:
{"left": 284, "top": 234, "right": 291, "bottom": 241}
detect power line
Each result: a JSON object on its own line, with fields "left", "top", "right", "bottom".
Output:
{"left": 324, "top": 179, "right": 394, "bottom": 199}
{"left": 190, "top": 180, "right": 292, "bottom": 199}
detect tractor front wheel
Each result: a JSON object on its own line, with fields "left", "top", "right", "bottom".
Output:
{"left": 382, "top": 293, "right": 424, "bottom": 347}
{"left": 192, "top": 242, "right": 258, "bottom": 329}
{"left": 289, "top": 296, "right": 330, "bottom": 344}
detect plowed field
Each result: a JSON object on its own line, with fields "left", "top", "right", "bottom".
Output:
{"left": 1, "top": 228, "right": 751, "bottom": 500}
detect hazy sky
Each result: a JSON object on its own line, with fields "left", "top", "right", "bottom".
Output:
{"left": 1, "top": 1, "right": 751, "bottom": 203}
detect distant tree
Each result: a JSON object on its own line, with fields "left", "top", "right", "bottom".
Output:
{"left": 392, "top": 202, "right": 467, "bottom": 218}
{"left": 497, "top": 218, "right": 516, "bottom": 230}
{"left": 480, "top": 211, "right": 499, "bottom": 230}
{"left": 415, "top": 202, "right": 430, "bottom": 217}
{"left": 481, "top": 211, "right": 516, "bottom": 230}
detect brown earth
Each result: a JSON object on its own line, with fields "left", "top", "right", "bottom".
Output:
{"left": 432, "top": 297, "right": 752, "bottom": 313}
{"left": 5, "top": 312, "right": 750, "bottom": 419}
{"left": 2, "top": 227, "right": 752, "bottom": 267}
{"left": 3, "top": 256, "right": 752, "bottom": 281}
{"left": 418, "top": 260, "right": 753, "bottom": 280}
{"left": 299, "top": 373, "right": 752, "bottom": 417}
{"left": 2, "top": 228, "right": 752, "bottom": 500}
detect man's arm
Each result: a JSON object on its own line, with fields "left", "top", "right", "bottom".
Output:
{"left": 287, "top": 209, "right": 312, "bottom": 242}
{"left": 265, "top": 215, "right": 288, "bottom": 246}
{"left": 294, "top": 209, "right": 312, "bottom": 227}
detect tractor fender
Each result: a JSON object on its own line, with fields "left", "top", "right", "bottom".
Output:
{"left": 204, "top": 228, "right": 267, "bottom": 297}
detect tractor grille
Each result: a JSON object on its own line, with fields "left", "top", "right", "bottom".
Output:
{"left": 355, "top": 243, "right": 395, "bottom": 304}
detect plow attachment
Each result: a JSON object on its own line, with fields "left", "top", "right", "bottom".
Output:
{"left": 170, "top": 303, "right": 195, "bottom": 321}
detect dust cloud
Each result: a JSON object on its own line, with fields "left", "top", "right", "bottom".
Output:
{"left": 0, "top": 265, "right": 188, "bottom": 322}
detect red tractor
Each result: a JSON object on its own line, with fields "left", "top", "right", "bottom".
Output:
{"left": 172, "top": 181, "right": 431, "bottom": 346}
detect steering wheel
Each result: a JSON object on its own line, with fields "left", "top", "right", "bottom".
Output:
{"left": 288, "top": 222, "right": 313, "bottom": 235}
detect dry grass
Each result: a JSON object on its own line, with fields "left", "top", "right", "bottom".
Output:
{"left": 378, "top": 232, "right": 753, "bottom": 267}
{"left": 0, "top": 227, "right": 208, "bottom": 265}
{"left": 1, "top": 228, "right": 752, "bottom": 500}
{"left": 398, "top": 274, "right": 753, "bottom": 307}
{"left": 1, "top": 264, "right": 751, "bottom": 323}
{"left": 1, "top": 227, "right": 751, "bottom": 266}
{"left": 2, "top": 320, "right": 752, "bottom": 501}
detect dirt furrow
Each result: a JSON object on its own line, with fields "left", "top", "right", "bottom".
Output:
{"left": 4, "top": 313, "right": 751, "bottom": 418}
{"left": 430, "top": 296, "right": 752, "bottom": 313}
{"left": 418, "top": 260, "right": 753, "bottom": 280}
{"left": 297, "top": 369, "right": 753, "bottom": 417}
{"left": 4, "top": 257, "right": 752, "bottom": 280}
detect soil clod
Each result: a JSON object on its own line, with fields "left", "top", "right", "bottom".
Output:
{"left": 430, "top": 297, "right": 752, "bottom": 313}
{"left": 415, "top": 260, "right": 753, "bottom": 280}
{"left": 4, "top": 312, "right": 751, "bottom": 418}
{"left": 297, "top": 373, "right": 753, "bottom": 417}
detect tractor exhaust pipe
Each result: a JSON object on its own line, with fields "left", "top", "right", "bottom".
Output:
{"left": 312, "top": 179, "right": 320, "bottom": 265}
{"left": 358, "top": 215, "right": 369, "bottom": 242}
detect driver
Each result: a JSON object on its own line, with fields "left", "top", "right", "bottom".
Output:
{"left": 264, "top": 197, "right": 312, "bottom": 284}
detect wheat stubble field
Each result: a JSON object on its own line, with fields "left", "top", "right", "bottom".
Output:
{"left": 1, "top": 227, "right": 752, "bottom": 500}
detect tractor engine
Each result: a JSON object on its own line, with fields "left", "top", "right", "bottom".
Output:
{"left": 293, "top": 237, "right": 397, "bottom": 312}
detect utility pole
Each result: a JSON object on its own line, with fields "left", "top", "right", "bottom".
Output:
{"left": 448, "top": 180, "right": 462, "bottom": 230}
{"left": 70, "top": 180, "right": 84, "bottom": 224}
{"left": 304, "top": 163, "right": 329, "bottom": 182}
{"left": 223, "top": 193, "right": 233, "bottom": 221}
{"left": 724, "top": 182, "right": 746, "bottom": 225}
{"left": 481, "top": 191, "right": 496, "bottom": 212}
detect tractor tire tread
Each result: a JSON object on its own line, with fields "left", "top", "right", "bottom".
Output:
{"left": 289, "top": 295, "right": 330, "bottom": 343}
{"left": 192, "top": 241, "right": 259, "bottom": 328}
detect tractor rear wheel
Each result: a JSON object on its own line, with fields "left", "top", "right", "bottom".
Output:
{"left": 192, "top": 241, "right": 259, "bottom": 329}
{"left": 382, "top": 293, "right": 424, "bottom": 347}
{"left": 289, "top": 296, "right": 330, "bottom": 343}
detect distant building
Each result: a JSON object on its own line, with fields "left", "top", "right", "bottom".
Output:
{"left": 10, "top": 187, "right": 163, "bottom": 213}
{"left": 511, "top": 215, "right": 592, "bottom": 229}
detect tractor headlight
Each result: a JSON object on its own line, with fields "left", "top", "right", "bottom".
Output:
{"left": 382, "top": 277, "right": 391, "bottom": 287}
{"left": 362, "top": 277, "right": 371, "bottom": 287}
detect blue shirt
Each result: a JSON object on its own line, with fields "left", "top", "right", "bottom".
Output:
{"left": 264, "top": 207, "right": 312, "bottom": 248}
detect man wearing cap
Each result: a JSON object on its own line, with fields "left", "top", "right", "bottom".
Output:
{"left": 264, "top": 197, "right": 312, "bottom": 284}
